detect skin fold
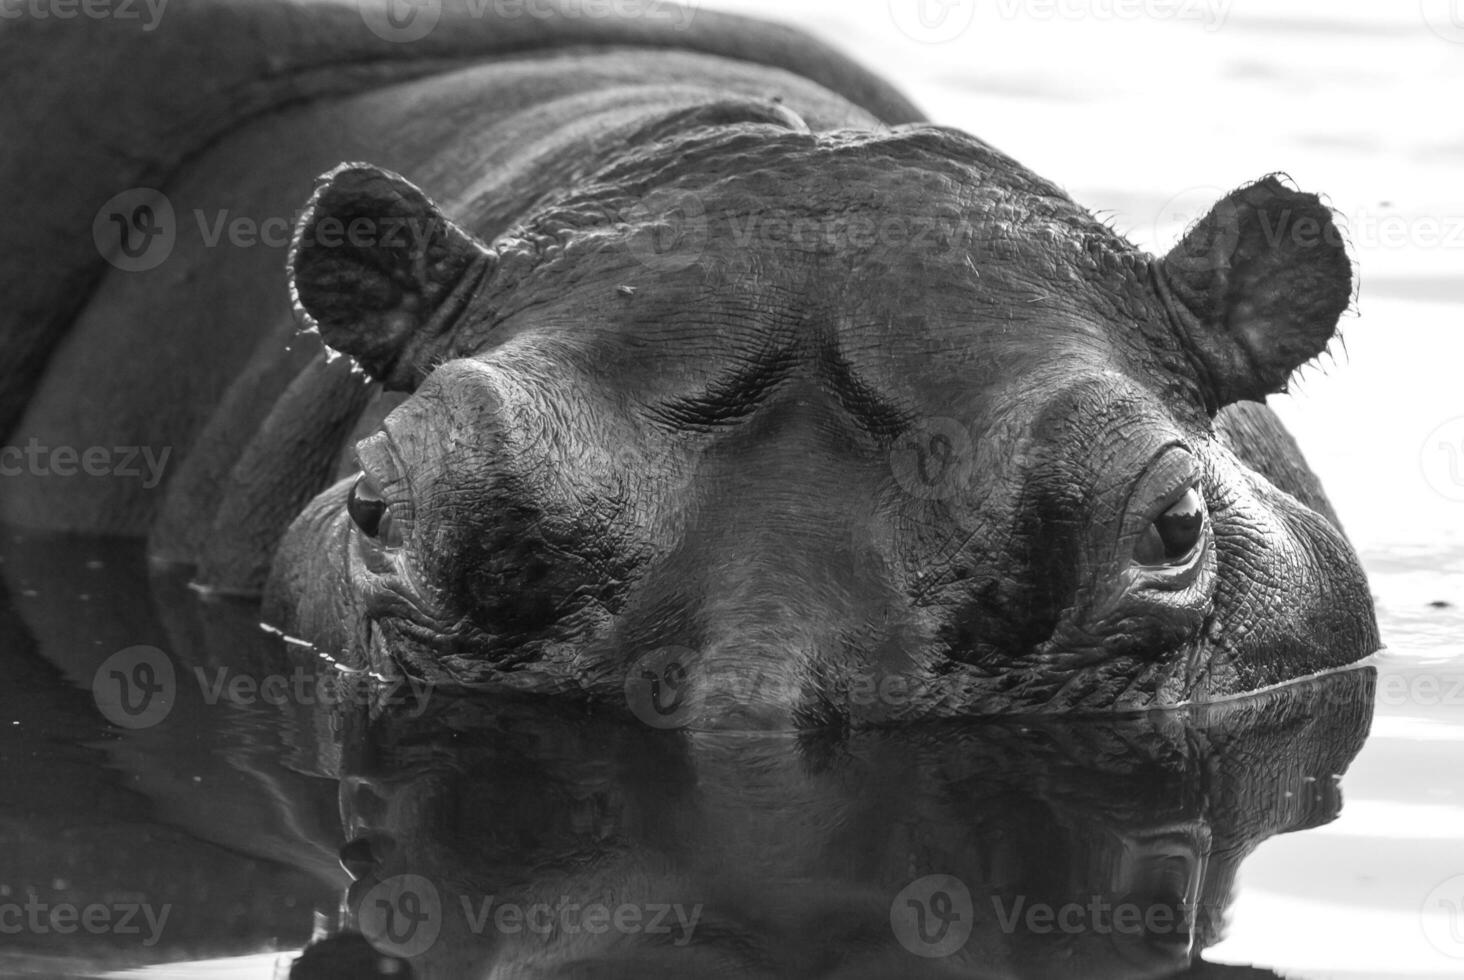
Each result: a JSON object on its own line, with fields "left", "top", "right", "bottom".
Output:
{"left": 1, "top": 1, "right": 1379, "bottom": 726}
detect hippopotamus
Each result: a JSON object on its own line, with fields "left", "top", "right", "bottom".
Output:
{"left": 1, "top": 0, "right": 1378, "bottom": 726}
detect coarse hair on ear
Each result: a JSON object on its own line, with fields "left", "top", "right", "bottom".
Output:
{"left": 1154, "top": 175, "right": 1352, "bottom": 412}
{"left": 289, "top": 163, "right": 495, "bottom": 391}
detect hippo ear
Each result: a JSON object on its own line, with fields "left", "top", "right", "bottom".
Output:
{"left": 1155, "top": 176, "right": 1352, "bottom": 411}
{"left": 289, "top": 164, "right": 494, "bottom": 390}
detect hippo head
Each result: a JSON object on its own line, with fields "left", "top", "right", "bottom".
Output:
{"left": 267, "top": 120, "right": 1377, "bottom": 725}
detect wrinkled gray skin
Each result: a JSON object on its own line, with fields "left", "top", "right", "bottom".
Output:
{"left": 2, "top": 1, "right": 1377, "bottom": 727}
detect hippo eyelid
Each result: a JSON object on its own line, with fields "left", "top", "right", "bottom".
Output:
{"left": 353, "top": 430, "right": 413, "bottom": 499}
{"left": 1118, "top": 444, "right": 1210, "bottom": 575}
{"left": 347, "top": 431, "right": 417, "bottom": 555}
{"left": 1123, "top": 444, "right": 1201, "bottom": 523}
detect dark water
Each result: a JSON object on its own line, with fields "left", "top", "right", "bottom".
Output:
{"left": 0, "top": 529, "right": 1432, "bottom": 979}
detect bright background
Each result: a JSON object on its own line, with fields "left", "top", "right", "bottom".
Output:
{"left": 703, "top": 1, "right": 1464, "bottom": 977}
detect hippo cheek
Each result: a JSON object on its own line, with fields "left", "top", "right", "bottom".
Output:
{"left": 263, "top": 476, "right": 366, "bottom": 660}
{"left": 265, "top": 478, "right": 454, "bottom": 680}
{"left": 1019, "top": 533, "right": 1220, "bottom": 712}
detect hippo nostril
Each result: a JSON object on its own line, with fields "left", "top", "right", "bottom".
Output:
{"left": 1117, "top": 891, "right": 1197, "bottom": 951}
{"left": 338, "top": 837, "right": 376, "bottom": 880}
{"left": 287, "top": 932, "right": 415, "bottom": 979}
{"left": 1111, "top": 833, "right": 1204, "bottom": 951}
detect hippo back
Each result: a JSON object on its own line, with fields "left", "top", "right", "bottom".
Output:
{"left": 0, "top": 0, "right": 923, "bottom": 444}
{"left": 0, "top": 0, "right": 922, "bottom": 580}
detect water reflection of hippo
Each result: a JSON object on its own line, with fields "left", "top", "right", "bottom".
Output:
{"left": 2, "top": 1, "right": 1377, "bottom": 724}
{"left": 0, "top": 534, "right": 1369, "bottom": 976}
{"left": 297, "top": 667, "right": 1375, "bottom": 978}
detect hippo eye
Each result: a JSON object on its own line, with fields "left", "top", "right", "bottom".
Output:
{"left": 1134, "top": 487, "right": 1205, "bottom": 566}
{"left": 348, "top": 472, "right": 400, "bottom": 546}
